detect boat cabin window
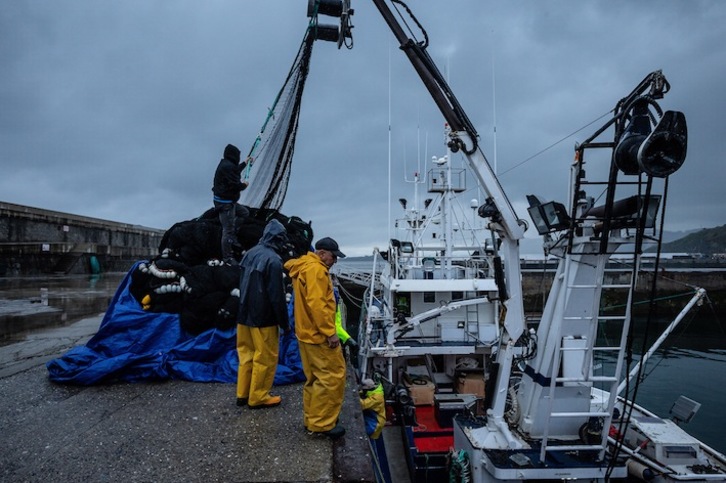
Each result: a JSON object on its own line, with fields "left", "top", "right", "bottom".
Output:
{"left": 663, "top": 445, "right": 697, "bottom": 458}
{"left": 423, "top": 292, "right": 435, "bottom": 304}
{"left": 452, "top": 291, "right": 463, "bottom": 301}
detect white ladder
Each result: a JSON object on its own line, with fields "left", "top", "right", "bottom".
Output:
{"left": 539, "top": 253, "right": 639, "bottom": 461}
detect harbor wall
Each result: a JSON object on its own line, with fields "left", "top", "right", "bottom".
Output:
{"left": 521, "top": 268, "right": 726, "bottom": 317}
{"left": 0, "top": 201, "right": 165, "bottom": 276}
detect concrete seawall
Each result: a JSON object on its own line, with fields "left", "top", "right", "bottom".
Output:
{"left": 1, "top": 201, "right": 164, "bottom": 276}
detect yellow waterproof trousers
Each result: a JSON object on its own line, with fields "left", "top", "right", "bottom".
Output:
{"left": 298, "top": 341, "right": 346, "bottom": 432}
{"left": 236, "top": 325, "right": 279, "bottom": 406}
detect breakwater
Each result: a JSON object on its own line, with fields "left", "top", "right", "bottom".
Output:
{"left": 520, "top": 267, "right": 726, "bottom": 317}
{"left": 1, "top": 201, "right": 164, "bottom": 276}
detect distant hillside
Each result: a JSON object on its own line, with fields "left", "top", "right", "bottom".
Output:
{"left": 660, "top": 224, "right": 726, "bottom": 254}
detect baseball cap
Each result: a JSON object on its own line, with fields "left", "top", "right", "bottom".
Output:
{"left": 315, "top": 237, "right": 346, "bottom": 258}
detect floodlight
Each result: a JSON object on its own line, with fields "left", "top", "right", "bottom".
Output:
{"left": 526, "top": 195, "right": 570, "bottom": 235}
{"left": 670, "top": 395, "right": 700, "bottom": 424}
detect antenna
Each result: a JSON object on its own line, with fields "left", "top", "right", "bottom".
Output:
{"left": 491, "top": 30, "right": 498, "bottom": 175}
{"left": 387, "top": 43, "right": 392, "bottom": 242}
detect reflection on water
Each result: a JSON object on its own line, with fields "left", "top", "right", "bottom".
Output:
{"left": 0, "top": 273, "right": 126, "bottom": 343}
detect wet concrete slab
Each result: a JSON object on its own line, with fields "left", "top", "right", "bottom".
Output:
{"left": 0, "top": 315, "right": 376, "bottom": 482}
{"left": 0, "top": 273, "right": 125, "bottom": 341}
{"left": 0, "top": 314, "right": 102, "bottom": 378}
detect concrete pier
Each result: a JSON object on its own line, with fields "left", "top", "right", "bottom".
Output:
{"left": 0, "top": 314, "right": 376, "bottom": 482}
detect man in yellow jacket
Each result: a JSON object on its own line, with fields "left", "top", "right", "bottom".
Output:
{"left": 359, "top": 379, "right": 386, "bottom": 439}
{"left": 284, "top": 237, "right": 347, "bottom": 439}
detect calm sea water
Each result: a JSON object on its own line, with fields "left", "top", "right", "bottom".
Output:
{"left": 622, "top": 345, "right": 726, "bottom": 453}
{"left": 334, "top": 260, "right": 726, "bottom": 454}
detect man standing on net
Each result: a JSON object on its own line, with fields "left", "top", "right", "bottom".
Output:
{"left": 212, "top": 143, "right": 249, "bottom": 265}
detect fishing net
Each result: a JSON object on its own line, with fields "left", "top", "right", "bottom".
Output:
{"left": 239, "top": 29, "right": 315, "bottom": 211}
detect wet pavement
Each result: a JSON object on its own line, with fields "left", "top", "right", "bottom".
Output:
{"left": 0, "top": 278, "right": 375, "bottom": 483}
{"left": 0, "top": 273, "right": 125, "bottom": 342}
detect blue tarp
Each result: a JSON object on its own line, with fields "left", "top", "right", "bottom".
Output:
{"left": 46, "top": 264, "right": 305, "bottom": 386}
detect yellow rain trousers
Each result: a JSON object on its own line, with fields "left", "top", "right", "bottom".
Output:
{"left": 298, "top": 340, "right": 346, "bottom": 432}
{"left": 236, "top": 325, "right": 279, "bottom": 406}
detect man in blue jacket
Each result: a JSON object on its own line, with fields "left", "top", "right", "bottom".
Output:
{"left": 236, "top": 219, "right": 290, "bottom": 409}
{"left": 212, "top": 144, "right": 249, "bottom": 265}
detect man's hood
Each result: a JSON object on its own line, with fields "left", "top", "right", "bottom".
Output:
{"left": 260, "top": 219, "right": 288, "bottom": 254}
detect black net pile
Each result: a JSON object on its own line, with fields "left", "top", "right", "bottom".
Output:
{"left": 239, "top": 30, "right": 315, "bottom": 211}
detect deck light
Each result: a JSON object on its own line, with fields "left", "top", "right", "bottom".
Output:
{"left": 670, "top": 395, "right": 701, "bottom": 425}
{"left": 526, "top": 195, "right": 570, "bottom": 235}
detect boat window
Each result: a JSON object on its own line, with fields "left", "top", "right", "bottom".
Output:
{"left": 424, "top": 292, "right": 435, "bottom": 303}
{"left": 663, "top": 446, "right": 697, "bottom": 458}
{"left": 400, "top": 241, "right": 414, "bottom": 254}
{"left": 452, "top": 291, "right": 463, "bottom": 301}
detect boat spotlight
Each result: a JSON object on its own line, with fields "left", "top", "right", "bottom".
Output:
{"left": 526, "top": 195, "right": 570, "bottom": 235}
{"left": 306, "top": 0, "right": 354, "bottom": 48}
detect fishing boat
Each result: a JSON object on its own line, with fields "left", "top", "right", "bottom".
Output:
{"left": 316, "top": 0, "right": 726, "bottom": 481}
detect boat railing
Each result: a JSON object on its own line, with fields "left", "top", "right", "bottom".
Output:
{"left": 427, "top": 167, "right": 466, "bottom": 193}
{"left": 332, "top": 263, "right": 381, "bottom": 288}
{"left": 389, "top": 250, "right": 492, "bottom": 281}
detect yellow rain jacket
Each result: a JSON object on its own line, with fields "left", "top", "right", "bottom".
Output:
{"left": 284, "top": 252, "right": 337, "bottom": 344}
{"left": 335, "top": 298, "right": 350, "bottom": 343}
{"left": 360, "top": 383, "right": 386, "bottom": 439}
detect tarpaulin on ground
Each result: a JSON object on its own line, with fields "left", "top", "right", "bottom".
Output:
{"left": 46, "top": 265, "right": 305, "bottom": 386}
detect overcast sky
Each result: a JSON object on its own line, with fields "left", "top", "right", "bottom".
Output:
{"left": 2, "top": 1, "right": 724, "bottom": 256}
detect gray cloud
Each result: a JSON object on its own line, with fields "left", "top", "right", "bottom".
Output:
{"left": 2, "top": 1, "right": 724, "bottom": 256}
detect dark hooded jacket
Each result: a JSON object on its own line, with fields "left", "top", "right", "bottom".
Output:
{"left": 212, "top": 144, "right": 247, "bottom": 203}
{"left": 237, "top": 219, "right": 289, "bottom": 330}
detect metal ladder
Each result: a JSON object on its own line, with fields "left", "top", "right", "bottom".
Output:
{"left": 465, "top": 300, "right": 480, "bottom": 342}
{"left": 538, "top": 251, "right": 639, "bottom": 461}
